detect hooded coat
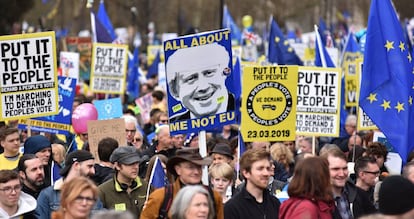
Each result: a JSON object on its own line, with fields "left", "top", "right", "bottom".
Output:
{"left": 0, "top": 192, "right": 37, "bottom": 219}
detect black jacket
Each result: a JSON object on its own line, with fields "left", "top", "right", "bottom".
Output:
{"left": 332, "top": 180, "right": 377, "bottom": 219}
{"left": 224, "top": 184, "right": 280, "bottom": 219}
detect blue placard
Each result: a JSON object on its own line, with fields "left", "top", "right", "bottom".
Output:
{"left": 18, "top": 76, "right": 77, "bottom": 135}
{"left": 164, "top": 29, "right": 237, "bottom": 135}
{"left": 93, "top": 97, "right": 123, "bottom": 120}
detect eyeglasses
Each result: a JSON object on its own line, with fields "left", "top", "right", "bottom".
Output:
{"left": 126, "top": 129, "right": 136, "bottom": 133}
{"left": 0, "top": 185, "right": 22, "bottom": 194}
{"left": 160, "top": 120, "right": 168, "bottom": 124}
{"left": 363, "top": 170, "right": 380, "bottom": 176}
{"left": 75, "top": 195, "right": 96, "bottom": 204}
{"left": 133, "top": 138, "right": 142, "bottom": 142}
{"left": 81, "top": 133, "right": 88, "bottom": 137}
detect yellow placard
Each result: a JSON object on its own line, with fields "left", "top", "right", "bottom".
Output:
{"left": 241, "top": 65, "right": 298, "bottom": 142}
{"left": 19, "top": 118, "right": 70, "bottom": 131}
{"left": 343, "top": 52, "right": 362, "bottom": 107}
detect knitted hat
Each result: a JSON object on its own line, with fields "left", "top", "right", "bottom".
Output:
{"left": 60, "top": 150, "right": 94, "bottom": 177}
{"left": 379, "top": 175, "right": 414, "bottom": 215}
{"left": 24, "top": 135, "right": 51, "bottom": 154}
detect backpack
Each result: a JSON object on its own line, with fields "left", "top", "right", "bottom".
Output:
{"left": 158, "top": 184, "right": 217, "bottom": 219}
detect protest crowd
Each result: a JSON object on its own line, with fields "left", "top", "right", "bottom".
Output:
{"left": 1, "top": 0, "right": 414, "bottom": 219}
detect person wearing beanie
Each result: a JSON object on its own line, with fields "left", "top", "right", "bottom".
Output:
{"left": 378, "top": 175, "right": 414, "bottom": 218}
{"left": 24, "top": 135, "right": 52, "bottom": 166}
{"left": 24, "top": 134, "right": 60, "bottom": 187}
{"left": 35, "top": 150, "right": 103, "bottom": 219}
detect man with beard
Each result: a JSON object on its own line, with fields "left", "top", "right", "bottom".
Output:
{"left": 17, "top": 154, "right": 45, "bottom": 199}
{"left": 99, "top": 146, "right": 150, "bottom": 218}
{"left": 24, "top": 135, "right": 60, "bottom": 186}
{"left": 224, "top": 149, "right": 280, "bottom": 219}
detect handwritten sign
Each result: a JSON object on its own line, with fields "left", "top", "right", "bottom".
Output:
{"left": 87, "top": 118, "right": 127, "bottom": 162}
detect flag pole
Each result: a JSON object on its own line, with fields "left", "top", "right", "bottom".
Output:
{"left": 145, "top": 156, "right": 160, "bottom": 202}
{"left": 199, "top": 130, "right": 208, "bottom": 185}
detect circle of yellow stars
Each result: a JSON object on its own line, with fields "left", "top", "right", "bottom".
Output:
{"left": 274, "top": 37, "right": 294, "bottom": 53}
{"left": 366, "top": 40, "right": 414, "bottom": 113}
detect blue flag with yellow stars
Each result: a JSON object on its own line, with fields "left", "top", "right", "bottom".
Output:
{"left": 360, "top": 0, "right": 414, "bottom": 163}
{"left": 148, "top": 156, "right": 167, "bottom": 188}
{"left": 222, "top": 5, "right": 242, "bottom": 44}
{"left": 268, "top": 18, "right": 303, "bottom": 65}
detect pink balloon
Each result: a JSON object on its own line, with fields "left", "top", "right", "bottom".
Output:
{"left": 71, "top": 103, "right": 98, "bottom": 134}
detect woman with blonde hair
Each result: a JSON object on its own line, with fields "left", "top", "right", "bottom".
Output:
{"left": 270, "top": 142, "right": 295, "bottom": 177}
{"left": 51, "top": 177, "right": 98, "bottom": 219}
{"left": 51, "top": 143, "right": 66, "bottom": 167}
{"left": 170, "top": 185, "right": 215, "bottom": 219}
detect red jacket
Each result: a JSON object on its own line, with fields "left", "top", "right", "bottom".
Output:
{"left": 279, "top": 197, "right": 335, "bottom": 219}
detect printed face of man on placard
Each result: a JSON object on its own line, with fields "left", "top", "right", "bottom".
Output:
{"left": 166, "top": 43, "right": 232, "bottom": 120}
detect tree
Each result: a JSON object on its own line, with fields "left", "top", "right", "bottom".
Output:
{"left": 0, "top": 0, "right": 35, "bottom": 35}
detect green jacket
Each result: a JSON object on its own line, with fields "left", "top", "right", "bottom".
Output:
{"left": 99, "top": 176, "right": 151, "bottom": 217}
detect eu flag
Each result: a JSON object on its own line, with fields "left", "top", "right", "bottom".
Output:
{"left": 360, "top": 0, "right": 414, "bottom": 163}
{"left": 148, "top": 156, "right": 167, "bottom": 188}
{"left": 146, "top": 51, "right": 160, "bottom": 79}
{"left": 227, "top": 57, "right": 241, "bottom": 123}
{"left": 222, "top": 5, "right": 242, "bottom": 44}
{"left": 342, "top": 32, "right": 360, "bottom": 56}
{"left": 314, "top": 25, "right": 335, "bottom": 68}
{"left": 91, "top": 12, "right": 114, "bottom": 43}
{"left": 236, "top": 131, "right": 246, "bottom": 180}
{"left": 97, "top": 0, "right": 116, "bottom": 41}
{"left": 318, "top": 17, "right": 328, "bottom": 47}
{"left": 127, "top": 46, "right": 140, "bottom": 99}
{"left": 268, "top": 18, "right": 303, "bottom": 65}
